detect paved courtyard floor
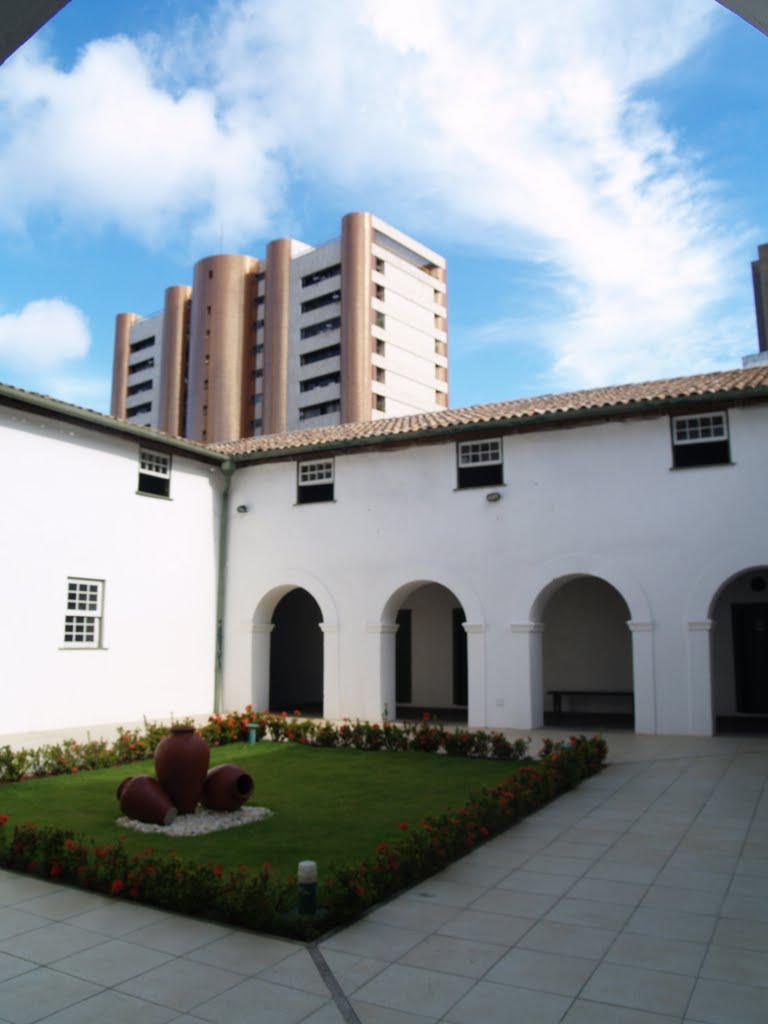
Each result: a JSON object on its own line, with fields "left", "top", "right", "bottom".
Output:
{"left": 0, "top": 730, "right": 766, "bottom": 1022}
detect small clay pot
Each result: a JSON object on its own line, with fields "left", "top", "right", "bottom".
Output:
{"left": 201, "top": 763, "right": 254, "bottom": 812}
{"left": 118, "top": 775, "right": 177, "bottom": 826}
{"left": 154, "top": 725, "right": 210, "bottom": 814}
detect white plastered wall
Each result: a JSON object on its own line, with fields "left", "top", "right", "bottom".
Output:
{"left": 0, "top": 407, "right": 220, "bottom": 735}
{"left": 222, "top": 403, "right": 768, "bottom": 735}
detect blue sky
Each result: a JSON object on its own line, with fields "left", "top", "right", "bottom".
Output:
{"left": 0, "top": 0, "right": 765, "bottom": 414}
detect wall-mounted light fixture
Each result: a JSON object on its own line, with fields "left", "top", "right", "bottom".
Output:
{"left": 486, "top": 491, "right": 502, "bottom": 503}
{"left": 236, "top": 504, "right": 249, "bottom": 514}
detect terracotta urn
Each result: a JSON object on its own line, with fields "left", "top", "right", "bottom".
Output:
{"left": 201, "top": 763, "right": 254, "bottom": 812}
{"left": 154, "top": 726, "right": 210, "bottom": 813}
{"left": 117, "top": 775, "right": 178, "bottom": 826}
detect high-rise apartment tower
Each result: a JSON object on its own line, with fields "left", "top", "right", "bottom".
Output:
{"left": 111, "top": 212, "right": 448, "bottom": 443}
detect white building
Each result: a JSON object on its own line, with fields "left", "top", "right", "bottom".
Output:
{"left": 2, "top": 364, "right": 767, "bottom": 739}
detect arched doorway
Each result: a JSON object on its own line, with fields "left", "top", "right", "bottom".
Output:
{"left": 711, "top": 567, "right": 768, "bottom": 733}
{"left": 269, "top": 588, "right": 323, "bottom": 715}
{"left": 393, "top": 583, "right": 467, "bottom": 721}
{"left": 541, "top": 575, "right": 634, "bottom": 728}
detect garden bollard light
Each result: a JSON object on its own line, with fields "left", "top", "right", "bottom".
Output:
{"left": 246, "top": 723, "right": 261, "bottom": 745}
{"left": 298, "top": 860, "right": 317, "bottom": 915}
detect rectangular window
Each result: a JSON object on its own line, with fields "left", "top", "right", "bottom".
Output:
{"left": 297, "top": 458, "right": 334, "bottom": 504}
{"left": 138, "top": 448, "right": 171, "bottom": 498}
{"left": 301, "top": 264, "right": 341, "bottom": 288}
{"left": 300, "top": 344, "right": 341, "bottom": 366}
{"left": 457, "top": 438, "right": 503, "bottom": 488}
{"left": 299, "top": 399, "right": 341, "bottom": 421}
{"left": 64, "top": 578, "right": 104, "bottom": 648}
{"left": 301, "top": 290, "right": 341, "bottom": 314}
{"left": 128, "top": 357, "right": 154, "bottom": 375}
{"left": 671, "top": 413, "right": 730, "bottom": 468}
{"left": 300, "top": 316, "right": 341, "bottom": 341}
{"left": 126, "top": 401, "right": 152, "bottom": 418}
{"left": 300, "top": 371, "right": 341, "bottom": 392}
{"left": 130, "top": 336, "right": 155, "bottom": 353}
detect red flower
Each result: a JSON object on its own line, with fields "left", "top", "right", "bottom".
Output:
{"left": 0, "top": 815, "right": 8, "bottom": 825}
{"left": 212, "top": 865, "right": 223, "bottom": 877}
{"left": 110, "top": 879, "right": 124, "bottom": 895}
{"left": 399, "top": 822, "right": 409, "bottom": 830}
{"left": 49, "top": 862, "right": 62, "bottom": 877}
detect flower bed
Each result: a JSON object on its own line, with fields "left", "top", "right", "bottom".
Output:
{"left": 0, "top": 721, "right": 607, "bottom": 939}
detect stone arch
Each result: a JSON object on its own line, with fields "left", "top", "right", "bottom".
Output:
{"left": 522, "top": 556, "right": 653, "bottom": 732}
{"left": 249, "top": 570, "right": 340, "bottom": 719}
{"left": 374, "top": 571, "right": 486, "bottom": 727}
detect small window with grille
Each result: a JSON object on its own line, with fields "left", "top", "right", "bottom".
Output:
{"left": 671, "top": 413, "right": 730, "bottom": 468}
{"left": 297, "top": 458, "right": 334, "bottom": 504}
{"left": 138, "top": 448, "right": 171, "bottom": 497}
{"left": 457, "top": 438, "right": 503, "bottom": 488}
{"left": 63, "top": 578, "right": 104, "bottom": 648}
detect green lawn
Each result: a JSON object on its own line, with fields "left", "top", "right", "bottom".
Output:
{"left": 0, "top": 743, "right": 526, "bottom": 877}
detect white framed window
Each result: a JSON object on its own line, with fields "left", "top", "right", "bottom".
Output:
{"left": 138, "top": 448, "right": 171, "bottom": 497}
{"left": 457, "top": 438, "right": 503, "bottom": 487}
{"left": 63, "top": 578, "right": 104, "bottom": 648}
{"left": 671, "top": 413, "right": 730, "bottom": 468}
{"left": 297, "top": 458, "right": 335, "bottom": 504}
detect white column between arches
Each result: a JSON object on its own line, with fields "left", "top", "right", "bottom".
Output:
{"left": 687, "top": 620, "right": 714, "bottom": 735}
{"left": 628, "top": 620, "right": 655, "bottom": 733}
{"left": 319, "top": 622, "right": 340, "bottom": 721}
{"left": 463, "top": 622, "right": 486, "bottom": 728}
{"left": 250, "top": 622, "right": 273, "bottom": 711}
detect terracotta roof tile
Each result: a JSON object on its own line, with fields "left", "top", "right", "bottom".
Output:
{"left": 210, "top": 365, "right": 768, "bottom": 456}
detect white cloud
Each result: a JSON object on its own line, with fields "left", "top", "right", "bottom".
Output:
{"left": 0, "top": 0, "right": 749, "bottom": 389}
{"left": 0, "top": 299, "right": 90, "bottom": 371}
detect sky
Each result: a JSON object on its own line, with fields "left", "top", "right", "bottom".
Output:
{"left": 0, "top": 0, "right": 766, "bottom": 414}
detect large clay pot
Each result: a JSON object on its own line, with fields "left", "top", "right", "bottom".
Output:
{"left": 201, "top": 763, "right": 254, "bottom": 812}
{"left": 118, "top": 775, "right": 178, "bottom": 826}
{"left": 154, "top": 726, "right": 210, "bottom": 814}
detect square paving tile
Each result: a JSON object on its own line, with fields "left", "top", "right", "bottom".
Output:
{"left": 485, "top": 947, "right": 597, "bottom": 996}
{"left": 580, "top": 961, "right": 695, "bottom": 1016}
{"left": 544, "top": 895, "right": 634, "bottom": 930}
{"left": 349, "top": 1001, "right": 437, "bottom": 1023}
{"left": 700, "top": 943, "right": 768, "bottom": 987}
{"left": 68, "top": 902, "right": 170, "bottom": 937}
{"left": 443, "top": 980, "right": 572, "bottom": 1024}
{"left": 605, "top": 931, "right": 707, "bottom": 976}
{"left": 437, "top": 908, "right": 534, "bottom": 946}
{"left": 497, "top": 869, "right": 575, "bottom": 897}
{"left": 401, "top": 879, "right": 488, "bottom": 908}
{"left": 192, "top": 976, "right": 330, "bottom": 1024}
{"left": 0, "top": 966, "right": 101, "bottom": 1024}
{"left": 52, "top": 937, "right": 174, "bottom": 985}
{"left": 15, "top": 889, "right": 111, "bottom": 921}
{"left": 320, "top": 921, "right": 425, "bottom": 961}
{"left": 320, "top": 950, "right": 388, "bottom": 996}
{"left": 0, "top": 909, "right": 49, "bottom": 941}
{"left": 352, "top": 963, "right": 473, "bottom": 1018}
{"left": 0, "top": 921, "right": 104, "bottom": 966}
{"left": 626, "top": 906, "right": 717, "bottom": 943}
{"left": 365, "top": 897, "right": 459, "bottom": 932}
{"left": 40, "top": 989, "right": 178, "bottom": 1024}
{"left": 517, "top": 919, "right": 617, "bottom": 959}
{"left": 711, "top": 917, "right": 768, "bottom": 952}
{"left": 0, "top": 951, "right": 35, "bottom": 983}
{"left": 116, "top": 957, "right": 244, "bottom": 1012}
{"left": 258, "top": 949, "right": 331, "bottom": 997}
{"left": 470, "top": 887, "right": 558, "bottom": 918}
{"left": 185, "top": 931, "right": 298, "bottom": 975}
{"left": 686, "top": 977, "right": 768, "bottom": 1024}
{"left": 400, "top": 934, "right": 506, "bottom": 978}
{"left": 567, "top": 877, "right": 648, "bottom": 906}
{"left": 125, "top": 917, "right": 234, "bottom": 955}
{"left": 640, "top": 884, "right": 724, "bottom": 916}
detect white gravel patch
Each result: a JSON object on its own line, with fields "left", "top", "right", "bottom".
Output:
{"left": 116, "top": 806, "right": 273, "bottom": 836}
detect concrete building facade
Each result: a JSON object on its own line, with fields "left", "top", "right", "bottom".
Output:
{"left": 111, "top": 213, "right": 448, "bottom": 444}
